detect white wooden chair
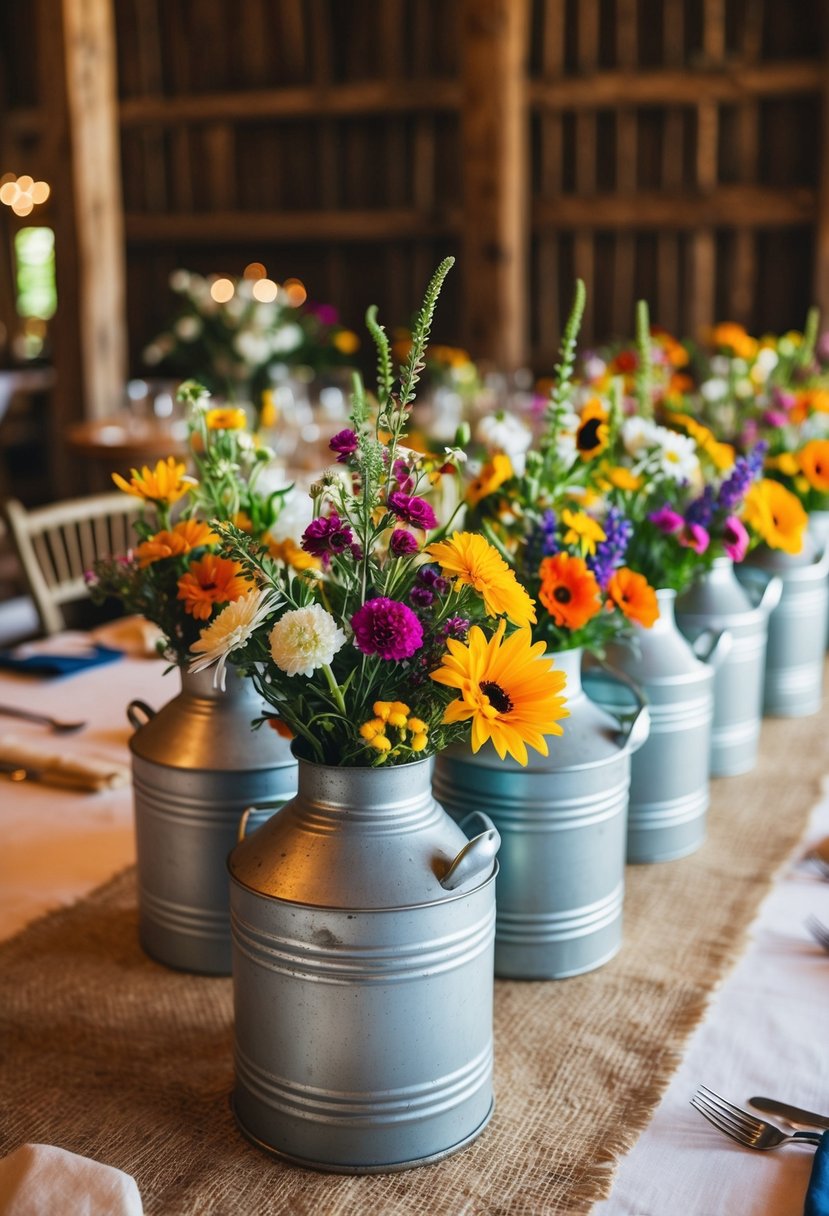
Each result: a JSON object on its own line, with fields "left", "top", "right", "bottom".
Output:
{"left": 1, "top": 494, "right": 141, "bottom": 636}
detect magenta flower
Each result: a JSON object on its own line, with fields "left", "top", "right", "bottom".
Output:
{"left": 649, "top": 505, "right": 684, "bottom": 534}
{"left": 723, "top": 516, "right": 749, "bottom": 562}
{"left": 389, "top": 529, "right": 419, "bottom": 558}
{"left": 762, "top": 409, "right": 789, "bottom": 428}
{"left": 679, "top": 523, "right": 710, "bottom": 554}
{"left": 387, "top": 491, "right": 437, "bottom": 531}
{"left": 301, "top": 512, "right": 355, "bottom": 561}
{"left": 351, "top": 597, "right": 424, "bottom": 661}
{"left": 328, "top": 428, "right": 359, "bottom": 463}
{"left": 392, "top": 458, "right": 415, "bottom": 493}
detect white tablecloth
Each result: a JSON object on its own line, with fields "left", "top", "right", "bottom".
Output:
{"left": 2, "top": 651, "right": 828, "bottom": 1215}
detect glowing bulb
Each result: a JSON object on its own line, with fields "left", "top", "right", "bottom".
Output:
{"left": 0, "top": 182, "right": 18, "bottom": 205}
{"left": 16, "top": 175, "right": 33, "bottom": 192}
{"left": 252, "top": 278, "right": 278, "bottom": 302}
{"left": 31, "top": 181, "right": 50, "bottom": 204}
{"left": 210, "top": 277, "right": 235, "bottom": 303}
{"left": 0, "top": 172, "right": 15, "bottom": 185}
{"left": 244, "top": 262, "right": 267, "bottom": 280}
{"left": 12, "top": 196, "right": 33, "bottom": 216}
{"left": 283, "top": 278, "right": 307, "bottom": 307}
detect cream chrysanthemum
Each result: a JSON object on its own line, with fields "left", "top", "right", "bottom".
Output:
{"left": 190, "top": 588, "right": 281, "bottom": 690}
{"left": 268, "top": 604, "right": 346, "bottom": 678}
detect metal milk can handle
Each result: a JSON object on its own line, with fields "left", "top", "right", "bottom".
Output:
{"left": 757, "top": 573, "right": 783, "bottom": 616}
{"left": 815, "top": 544, "right": 829, "bottom": 577}
{"left": 126, "top": 699, "right": 156, "bottom": 730}
{"left": 439, "top": 811, "right": 501, "bottom": 891}
{"left": 585, "top": 658, "right": 651, "bottom": 754}
{"left": 691, "top": 627, "right": 732, "bottom": 668}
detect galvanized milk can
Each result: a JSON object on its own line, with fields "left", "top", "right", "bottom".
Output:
{"left": 228, "top": 756, "right": 500, "bottom": 1172}
{"left": 583, "top": 588, "right": 729, "bottom": 864}
{"left": 676, "top": 557, "right": 781, "bottom": 777}
{"left": 808, "top": 511, "right": 829, "bottom": 648}
{"left": 738, "top": 540, "right": 829, "bottom": 717}
{"left": 128, "top": 667, "right": 296, "bottom": 974}
{"left": 433, "top": 648, "right": 650, "bottom": 980}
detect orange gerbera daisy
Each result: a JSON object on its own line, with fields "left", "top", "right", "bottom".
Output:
{"left": 112, "top": 456, "right": 192, "bottom": 504}
{"left": 798, "top": 440, "right": 829, "bottom": 494}
{"left": 176, "top": 554, "right": 252, "bottom": 620}
{"left": 135, "top": 519, "right": 218, "bottom": 568}
{"left": 538, "top": 552, "right": 602, "bottom": 631}
{"left": 743, "top": 479, "right": 807, "bottom": 555}
{"left": 606, "top": 568, "right": 659, "bottom": 627}
{"left": 426, "top": 532, "right": 536, "bottom": 627}
{"left": 206, "top": 407, "right": 247, "bottom": 430}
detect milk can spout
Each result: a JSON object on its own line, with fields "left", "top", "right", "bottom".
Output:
{"left": 439, "top": 812, "right": 501, "bottom": 891}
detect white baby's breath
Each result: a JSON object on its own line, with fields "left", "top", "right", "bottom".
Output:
{"left": 269, "top": 604, "right": 346, "bottom": 678}
{"left": 190, "top": 588, "right": 281, "bottom": 690}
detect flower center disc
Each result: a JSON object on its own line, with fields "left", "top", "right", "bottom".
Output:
{"left": 553, "top": 586, "right": 573, "bottom": 604}
{"left": 577, "top": 418, "right": 602, "bottom": 451}
{"left": 479, "top": 680, "right": 514, "bottom": 713}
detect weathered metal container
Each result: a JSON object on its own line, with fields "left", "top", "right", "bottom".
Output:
{"left": 676, "top": 557, "right": 782, "bottom": 777}
{"left": 433, "top": 648, "right": 650, "bottom": 980}
{"left": 738, "top": 540, "right": 829, "bottom": 717}
{"left": 583, "top": 588, "right": 729, "bottom": 864}
{"left": 127, "top": 667, "right": 296, "bottom": 975}
{"left": 808, "top": 511, "right": 829, "bottom": 648}
{"left": 228, "top": 756, "right": 500, "bottom": 1173}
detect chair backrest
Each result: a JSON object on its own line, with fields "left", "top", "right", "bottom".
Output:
{"left": 1, "top": 493, "right": 141, "bottom": 635}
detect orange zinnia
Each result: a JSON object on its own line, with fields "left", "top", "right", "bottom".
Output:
{"left": 176, "top": 554, "right": 252, "bottom": 620}
{"left": 538, "top": 552, "right": 602, "bottom": 631}
{"left": 606, "top": 568, "right": 659, "bottom": 628}
{"left": 799, "top": 440, "right": 829, "bottom": 494}
{"left": 743, "top": 478, "right": 807, "bottom": 555}
{"left": 135, "top": 519, "right": 218, "bottom": 568}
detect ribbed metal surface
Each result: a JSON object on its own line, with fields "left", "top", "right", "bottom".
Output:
{"left": 228, "top": 758, "right": 498, "bottom": 1172}
{"left": 589, "top": 589, "right": 715, "bottom": 864}
{"left": 434, "top": 648, "right": 646, "bottom": 980}
{"left": 739, "top": 545, "right": 829, "bottom": 719}
{"left": 129, "top": 668, "right": 296, "bottom": 975}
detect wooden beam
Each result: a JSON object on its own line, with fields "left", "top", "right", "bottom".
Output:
{"left": 124, "top": 207, "right": 462, "bottom": 244}
{"left": 533, "top": 187, "right": 815, "bottom": 230}
{"left": 119, "top": 79, "right": 461, "bottom": 126}
{"left": 55, "top": 0, "right": 127, "bottom": 424}
{"left": 531, "top": 61, "right": 821, "bottom": 110}
{"left": 814, "top": 12, "right": 829, "bottom": 320}
{"left": 460, "top": 0, "right": 529, "bottom": 368}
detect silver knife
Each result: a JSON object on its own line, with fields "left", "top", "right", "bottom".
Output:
{"left": 749, "top": 1097, "right": 829, "bottom": 1130}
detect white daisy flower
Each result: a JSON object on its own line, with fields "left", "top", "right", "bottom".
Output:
{"left": 190, "top": 588, "right": 281, "bottom": 691}
{"left": 654, "top": 429, "right": 700, "bottom": 483}
{"left": 475, "top": 412, "right": 533, "bottom": 475}
{"left": 269, "top": 604, "right": 346, "bottom": 678}
{"left": 700, "top": 377, "right": 728, "bottom": 403}
{"left": 621, "top": 416, "right": 658, "bottom": 456}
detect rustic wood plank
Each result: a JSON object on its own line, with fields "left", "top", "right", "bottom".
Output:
{"left": 119, "top": 78, "right": 461, "bottom": 125}
{"left": 459, "top": 0, "right": 529, "bottom": 367}
{"left": 687, "top": 0, "right": 725, "bottom": 338}
{"left": 125, "top": 207, "right": 462, "bottom": 243}
{"left": 133, "top": 0, "right": 167, "bottom": 214}
{"left": 530, "top": 60, "right": 821, "bottom": 109}
{"left": 656, "top": 0, "right": 685, "bottom": 333}
{"left": 612, "top": 0, "right": 638, "bottom": 335}
{"left": 573, "top": 0, "right": 599, "bottom": 340}
{"left": 533, "top": 186, "right": 815, "bottom": 229}
{"left": 730, "top": 0, "right": 764, "bottom": 322}
{"left": 536, "top": 0, "right": 566, "bottom": 357}
{"left": 814, "top": 6, "right": 829, "bottom": 319}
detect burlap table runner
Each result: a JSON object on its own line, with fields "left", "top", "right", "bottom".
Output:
{"left": 2, "top": 670, "right": 827, "bottom": 1215}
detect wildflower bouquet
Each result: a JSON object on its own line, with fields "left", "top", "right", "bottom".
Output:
{"left": 191, "top": 259, "right": 569, "bottom": 767}
{"left": 682, "top": 313, "right": 829, "bottom": 515}
{"left": 142, "top": 270, "right": 359, "bottom": 417}
{"left": 89, "top": 382, "right": 292, "bottom": 662}
{"left": 464, "top": 282, "right": 660, "bottom": 652}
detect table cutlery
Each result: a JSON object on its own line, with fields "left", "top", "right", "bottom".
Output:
{"left": 806, "top": 916, "right": 829, "bottom": 953}
{"left": 0, "top": 760, "right": 93, "bottom": 790}
{"left": 749, "top": 1097, "right": 829, "bottom": 1131}
{"left": 0, "top": 703, "right": 87, "bottom": 733}
{"left": 690, "top": 1085, "right": 822, "bottom": 1149}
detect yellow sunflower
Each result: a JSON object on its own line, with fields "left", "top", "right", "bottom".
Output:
{"left": 426, "top": 531, "right": 536, "bottom": 627}
{"left": 743, "top": 479, "right": 807, "bottom": 555}
{"left": 112, "top": 456, "right": 192, "bottom": 504}
{"left": 430, "top": 619, "right": 569, "bottom": 766}
{"left": 466, "top": 453, "right": 514, "bottom": 507}
{"left": 575, "top": 399, "right": 609, "bottom": 460}
{"left": 135, "top": 518, "right": 218, "bottom": 568}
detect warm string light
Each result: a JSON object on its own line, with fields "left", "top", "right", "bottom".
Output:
{"left": 0, "top": 173, "right": 50, "bottom": 217}
{"left": 206, "top": 265, "right": 306, "bottom": 307}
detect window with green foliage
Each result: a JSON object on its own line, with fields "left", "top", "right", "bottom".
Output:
{"left": 14, "top": 227, "right": 56, "bottom": 319}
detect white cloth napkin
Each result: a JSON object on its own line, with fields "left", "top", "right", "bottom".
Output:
{"left": 0, "top": 1144, "right": 142, "bottom": 1216}
{"left": 0, "top": 735, "right": 130, "bottom": 792}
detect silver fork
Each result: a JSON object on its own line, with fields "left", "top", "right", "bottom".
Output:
{"left": 691, "top": 1085, "right": 822, "bottom": 1150}
{"left": 806, "top": 916, "right": 829, "bottom": 953}
{"left": 807, "top": 855, "right": 829, "bottom": 881}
